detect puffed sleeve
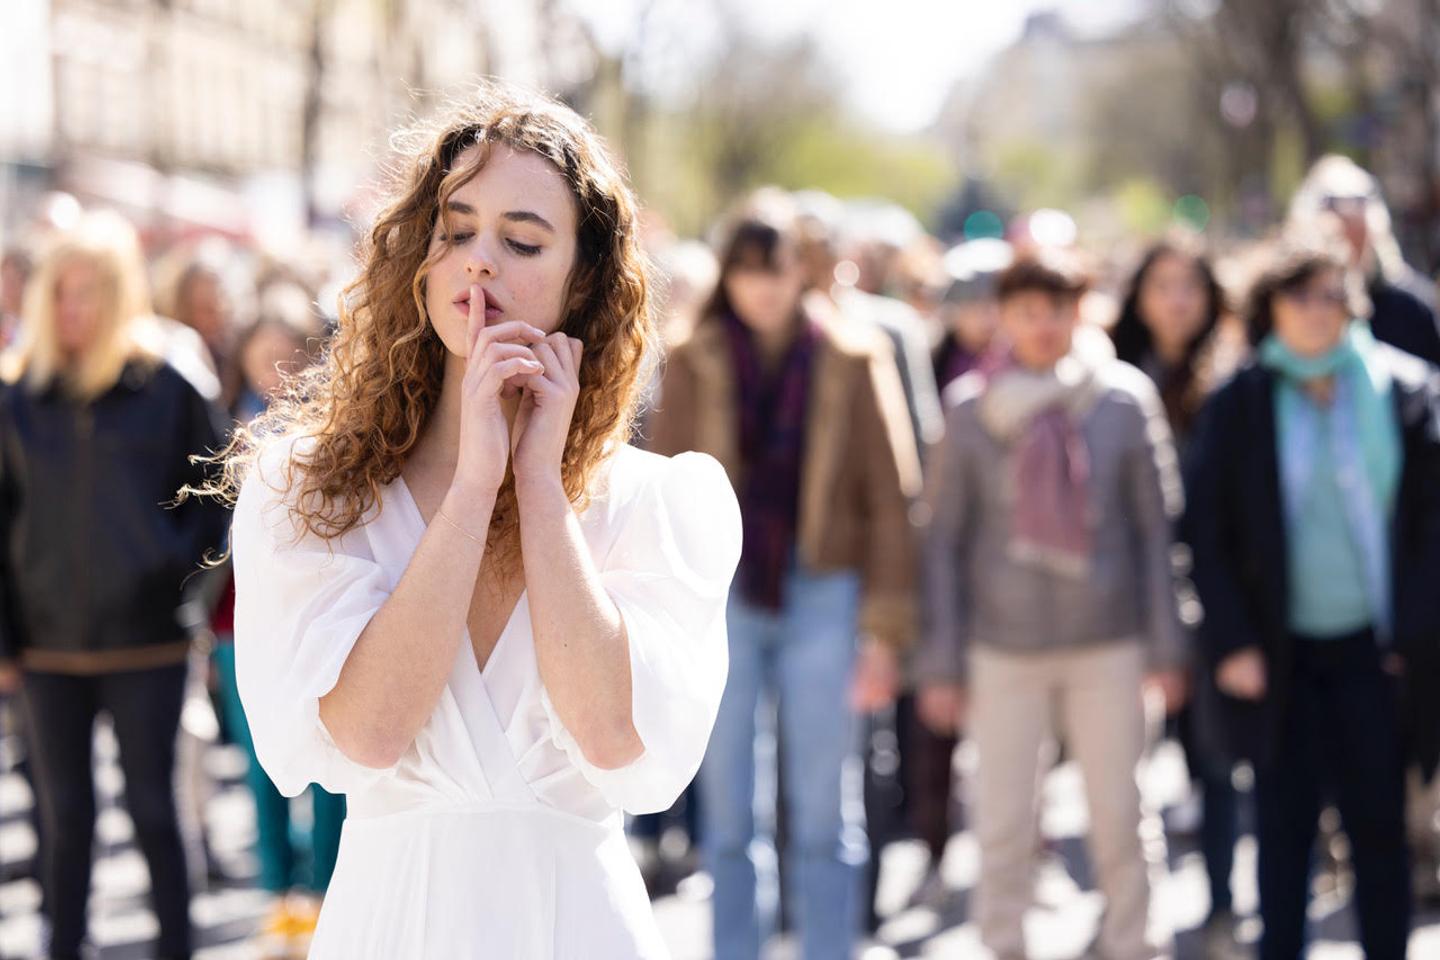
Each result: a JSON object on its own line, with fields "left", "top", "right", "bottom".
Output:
{"left": 230, "top": 440, "right": 399, "bottom": 797}
{"left": 543, "top": 450, "right": 741, "bottom": 815}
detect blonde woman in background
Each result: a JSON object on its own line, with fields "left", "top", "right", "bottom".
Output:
{"left": 0, "top": 211, "right": 229, "bottom": 960}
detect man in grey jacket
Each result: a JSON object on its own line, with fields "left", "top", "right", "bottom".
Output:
{"left": 916, "top": 249, "right": 1189, "bottom": 960}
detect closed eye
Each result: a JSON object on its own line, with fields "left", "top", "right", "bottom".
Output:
{"left": 507, "top": 240, "right": 542, "bottom": 256}
{"left": 439, "top": 231, "right": 474, "bottom": 245}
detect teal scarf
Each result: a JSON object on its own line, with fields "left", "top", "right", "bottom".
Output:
{"left": 1258, "top": 322, "right": 1401, "bottom": 515}
{"left": 1260, "top": 322, "right": 1402, "bottom": 640}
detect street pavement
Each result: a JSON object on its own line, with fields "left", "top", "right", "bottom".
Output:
{"left": 2, "top": 721, "right": 1438, "bottom": 959}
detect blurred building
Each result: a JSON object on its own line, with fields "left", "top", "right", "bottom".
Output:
{"left": 932, "top": 12, "right": 1189, "bottom": 204}
{"left": 0, "top": 0, "right": 589, "bottom": 252}
{"left": 929, "top": 4, "right": 1440, "bottom": 263}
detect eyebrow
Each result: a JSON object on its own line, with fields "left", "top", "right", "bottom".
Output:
{"left": 444, "top": 201, "right": 555, "bottom": 233}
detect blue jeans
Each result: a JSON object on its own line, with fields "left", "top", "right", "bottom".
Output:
{"left": 700, "top": 566, "right": 867, "bottom": 960}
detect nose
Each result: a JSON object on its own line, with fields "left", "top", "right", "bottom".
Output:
{"left": 464, "top": 235, "right": 499, "bottom": 278}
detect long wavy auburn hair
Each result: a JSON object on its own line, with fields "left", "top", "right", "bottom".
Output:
{"left": 199, "top": 83, "right": 657, "bottom": 564}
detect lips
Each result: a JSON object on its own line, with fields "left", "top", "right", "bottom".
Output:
{"left": 453, "top": 287, "right": 505, "bottom": 324}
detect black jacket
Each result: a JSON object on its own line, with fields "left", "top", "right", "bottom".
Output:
{"left": 1370, "top": 274, "right": 1440, "bottom": 368}
{"left": 0, "top": 360, "right": 229, "bottom": 660}
{"left": 1182, "top": 345, "right": 1440, "bottom": 775}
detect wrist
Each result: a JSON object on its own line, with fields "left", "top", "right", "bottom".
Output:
{"left": 449, "top": 464, "right": 503, "bottom": 499}
{"left": 514, "top": 470, "right": 567, "bottom": 506}
{"left": 441, "top": 483, "right": 498, "bottom": 535}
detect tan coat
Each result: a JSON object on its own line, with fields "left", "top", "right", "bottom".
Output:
{"left": 647, "top": 300, "right": 921, "bottom": 650}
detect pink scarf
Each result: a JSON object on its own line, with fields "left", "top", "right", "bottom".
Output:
{"left": 977, "top": 351, "right": 1099, "bottom": 578}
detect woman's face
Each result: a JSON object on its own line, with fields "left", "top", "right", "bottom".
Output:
{"left": 423, "top": 145, "right": 578, "bottom": 358}
{"left": 1321, "top": 195, "right": 1370, "bottom": 266}
{"left": 943, "top": 299, "right": 1000, "bottom": 354}
{"left": 241, "top": 323, "right": 307, "bottom": 399}
{"left": 1137, "top": 252, "right": 1209, "bottom": 354}
{"left": 1001, "top": 290, "right": 1078, "bottom": 370}
{"left": 723, "top": 242, "right": 805, "bottom": 336}
{"left": 1272, "top": 267, "right": 1350, "bottom": 358}
{"left": 54, "top": 258, "right": 102, "bottom": 358}
{"left": 182, "top": 272, "right": 232, "bottom": 350}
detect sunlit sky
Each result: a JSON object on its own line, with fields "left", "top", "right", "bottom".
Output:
{"left": 568, "top": 0, "right": 1146, "bottom": 132}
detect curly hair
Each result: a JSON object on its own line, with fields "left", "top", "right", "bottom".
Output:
{"left": 197, "top": 82, "right": 657, "bottom": 566}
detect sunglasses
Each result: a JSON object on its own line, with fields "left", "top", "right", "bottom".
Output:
{"left": 1321, "top": 194, "right": 1369, "bottom": 216}
{"left": 1280, "top": 286, "right": 1348, "bottom": 309}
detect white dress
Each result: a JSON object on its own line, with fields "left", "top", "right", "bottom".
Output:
{"left": 230, "top": 439, "right": 741, "bottom": 958}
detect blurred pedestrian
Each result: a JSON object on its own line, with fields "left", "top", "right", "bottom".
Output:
{"left": 211, "top": 305, "right": 345, "bottom": 948}
{"left": 1290, "top": 159, "right": 1440, "bottom": 898}
{"left": 153, "top": 251, "right": 239, "bottom": 404}
{"left": 1290, "top": 155, "right": 1440, "bottom": 366}
{"left": 917, "top": 249, "right": 1188, "bottom": 960}
{"left": 795, "top": 189, "right": 940, "bottom": 930}
{"left": 0, "top": 211, "right": 228, "bottom": 960}
{"left": 1, "top": 246, "right": 33, "bottom": 348}
{"left": 933, "top": 238, "right": 1012, "bottom": 393}
{"left": 1112, "top": 236, "right": 1246, "bottom": 953}
{"left": 1184, "top": 239, "right": 1440, "bottom": 960}
{"left": 1111, "top": 236, "right": 1241, "bottom": 449}
{"left": 650, "top": 195, "right": 920, "bottom": 960}
{"left": 797, "top": 191, "right": 943, "bottom": 456}
{"left": 650, "top": 239, "right": 718, "bottom": 350}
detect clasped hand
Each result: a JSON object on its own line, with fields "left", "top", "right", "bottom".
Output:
{"left": 452, "top": 283, "right": 583, "bottom": 498}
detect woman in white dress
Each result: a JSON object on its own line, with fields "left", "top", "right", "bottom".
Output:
{"left": 213, "top": 84, "right": 741, "bottom": 957}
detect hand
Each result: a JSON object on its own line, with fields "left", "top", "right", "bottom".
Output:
{"left": 917, "top": 682, "right": 967, "bottom": 735}
{"left": 1144, "top": 669, "right": 1189, "bottom": 715}
{"left": 1216, "top": 647, "right": 1267, "bottom": 701}
{"left": 0, "top": 661, "right": 21, "bottom": 696}
{"left": 849, "top": 639, "right": 901, "bottom": 714}
{"left": 453, "top": 285, "right": 547, "bottom": 502}
{"left": 511, "top": 332, "right": 584, "bottom": 490}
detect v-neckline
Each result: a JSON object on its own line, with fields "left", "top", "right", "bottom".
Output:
{"left": 389, "top": 473, "right": 527, "bottom": 680}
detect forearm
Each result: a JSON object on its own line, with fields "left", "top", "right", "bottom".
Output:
{"left": 518, "top": 476, "right": 640, "bottom": 769}
{"left": 918, "top": 531, "right": 968, "bottom": 682}
{"left": 860, "top": 367, "right": 921, "bottom": 649}
{"left": 1129, "top": 466, "right": 1182, "bottom": 663}
{"left": 861, "top": 519, "right": 918, "bottom": 651}
{"left": 1139, "top": 527, "right": 1188, "bottom": 669}
{"left": 319, "top": 484, "right": 492, "bottom": 768}
{"left": 916, "top": 411, "right": 971, "bottom": 675}
{"left": 1129, "top": 401, "right": 1188, "bottom": 667}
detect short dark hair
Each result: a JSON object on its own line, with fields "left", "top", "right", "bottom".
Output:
{"left": 1243, "top": 239, "right": 1367, "bottom": 346}
{"left": 996, "top": 248, "right": 1090, "bottom": 304}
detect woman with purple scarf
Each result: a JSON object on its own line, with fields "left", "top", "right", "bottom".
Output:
{"left": 915, "top": 250, "right": 1189, "bottom": 960}
{"left": 649, "top": 194, "right": 920, "bottom": 960}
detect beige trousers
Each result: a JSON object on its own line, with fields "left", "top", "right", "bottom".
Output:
{"left": 971, "top": 641, "right": 1158, "bottom": 960}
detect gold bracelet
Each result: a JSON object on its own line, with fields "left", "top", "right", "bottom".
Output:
{"left": 436, "top": 508, "right": 485, "bottom": 545}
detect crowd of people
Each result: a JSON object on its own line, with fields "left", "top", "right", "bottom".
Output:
{"left": 0, "top": 144, "right": 1438, "bottom": 960}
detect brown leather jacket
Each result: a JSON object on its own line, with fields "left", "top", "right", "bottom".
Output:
{"left": 647, "top": 300, "right": 921, "bottom": 650}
